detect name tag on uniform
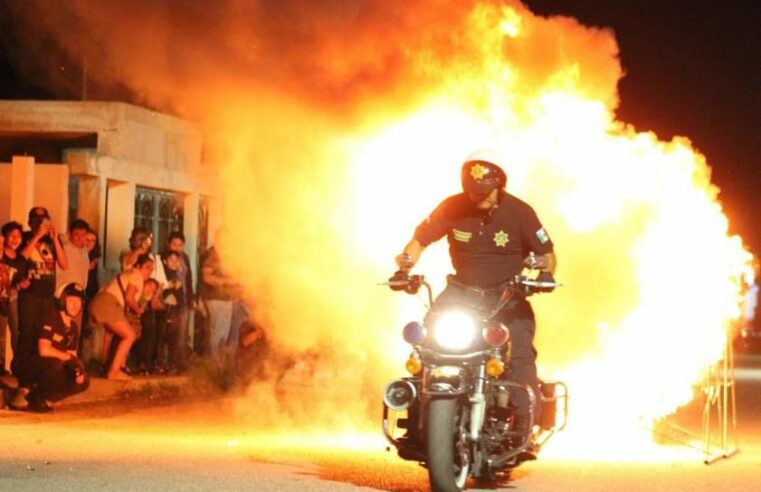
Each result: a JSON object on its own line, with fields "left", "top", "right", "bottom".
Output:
{"left": 52, "top": 333, "right": 64, "bottom": 343}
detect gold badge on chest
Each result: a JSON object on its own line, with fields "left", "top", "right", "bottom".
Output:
{"left": 493, "top": 230, "right": 509, "bottom": 247}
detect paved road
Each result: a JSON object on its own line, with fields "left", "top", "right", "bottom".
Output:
{"left": 1, "top": 356, "right": 761, "bottom": 491}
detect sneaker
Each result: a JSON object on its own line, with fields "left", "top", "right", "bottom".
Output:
{"left": 107, "top": 370, "right": 132, "bottom": 381}
{"left": 9, "top": 387, "right": 30, "bottom": 410}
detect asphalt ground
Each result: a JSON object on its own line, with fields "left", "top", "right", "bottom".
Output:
{"left": 0, "top": 356, "right": 760, "bottom": 491}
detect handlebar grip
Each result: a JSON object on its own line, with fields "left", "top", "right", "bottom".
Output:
{"left": 387, "top": 280, "right": 410, "bottom": 287}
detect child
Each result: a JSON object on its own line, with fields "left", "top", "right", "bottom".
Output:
{"left": 128, "top": 279, "right": 159, "bottom": 339}
{"left": 123, "top": 278, "right": 158, "bottom": 375}
{"left": 157, "top": 251, "right": 186, "bottom": 374}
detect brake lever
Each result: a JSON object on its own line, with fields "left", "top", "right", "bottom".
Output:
{"left": 522, "top": 279, "right": 562, "bottom": 289}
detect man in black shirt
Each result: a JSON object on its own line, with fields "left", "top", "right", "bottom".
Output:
{"left": 16, "top": 207, "right": 68, "bottom": 364}
{"left": 12, "top": 282, "right": 89, "bottom": 412}
{"left": 394, "top": 149, "right": 557, "bottom": 452}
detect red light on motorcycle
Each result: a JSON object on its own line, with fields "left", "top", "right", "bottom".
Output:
{"left": 405, "top": 355, "right": 422, "bottom": 375}
{"left": 482, "top": 323, "right": 510, "bottom": 347}
{"left": 486, "top": 358, "right": 505, "bottom": 378}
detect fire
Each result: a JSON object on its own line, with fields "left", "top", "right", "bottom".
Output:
{"left": 10, "top": 0, "right": 751, "bottom": 461}
{"left": 338, "top": 2, "right": 752, "bottom": 458}
{"left": 204, "top": 2, "right": 753, "bottom": 460}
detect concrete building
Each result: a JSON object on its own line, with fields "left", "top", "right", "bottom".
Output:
{"left": 0, "top": 100, "right": 219, "bottom": 283}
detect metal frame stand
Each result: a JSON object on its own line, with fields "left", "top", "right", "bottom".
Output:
{"left": 700, "top": 327, "right": 739, "bottom": 464}
{"left": 656, "top": 325, "right": 739, "bottom": 464}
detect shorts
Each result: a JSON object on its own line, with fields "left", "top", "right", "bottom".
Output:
{"left": 89, "top": 292, "right": 128, "bottom": 326}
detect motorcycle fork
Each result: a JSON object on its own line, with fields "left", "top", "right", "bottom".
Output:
{"left": 469, "top": 364, "right": 487, "bottom": 442}
{"left": 466, "top": 364, "right": 488, "bottom": 474}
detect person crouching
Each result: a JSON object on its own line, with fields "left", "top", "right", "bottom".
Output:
{"left": 12, "top": 282, "right": 90, "bottom": 412}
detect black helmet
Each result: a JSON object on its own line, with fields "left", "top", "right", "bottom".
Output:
{"left": 461, "top": 149, "right": 507, "bottom": 195}
{"left": 55, "top": 282, "right": 86, "bottom": 311}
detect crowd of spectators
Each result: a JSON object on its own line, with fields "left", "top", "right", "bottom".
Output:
{"left": 1, "top": 205, "right": 255, "bottom": 412}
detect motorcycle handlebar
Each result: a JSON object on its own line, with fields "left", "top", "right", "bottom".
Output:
{"left": 382, "top": 271, "right": 560, "bottom": 312}
{"left": 381, "top": 272, "right": 434, "bottom": 305}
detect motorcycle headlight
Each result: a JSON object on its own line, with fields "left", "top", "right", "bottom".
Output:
{"left": 433, "top": 311, "right": 477, "bottom": 351}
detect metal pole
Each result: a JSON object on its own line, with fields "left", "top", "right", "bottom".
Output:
{"left": 722, "top": 344, "right": 728, "bottom": 451}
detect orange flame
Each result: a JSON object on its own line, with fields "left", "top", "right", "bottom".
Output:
{"left": 213, "top": 2, "right": 751, "bottom": 457}
{"left": 10, "top": 0, "right": 751, "bottom": 459}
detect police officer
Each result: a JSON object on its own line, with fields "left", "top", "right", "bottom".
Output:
{"left": 12, "top": 282, "right": 90, "bottom": 412}
{"left": 393, "top": 149, "right": 557, "bottom": 454}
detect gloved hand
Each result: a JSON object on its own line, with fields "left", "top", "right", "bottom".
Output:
{"left": 524, "top": 253, "right": 548, "bottom": 270}
{"left": 395, "top": 253, "right": 415, "bottom": 272}
{"left": 535, "top": 271, "right": 556, "bottom": 292}
{"left": 388, "top": 270, "right": 410, "bottom": 291}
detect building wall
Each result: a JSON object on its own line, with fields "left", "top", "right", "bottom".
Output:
{"left": 0, "top": 101, "right": 205, "bottom": 180}
{"left": 0, "top": 162, "right": 69, "bottom": 232}
{"left": 0, "top": 101, "right": 220, "bottom": 285}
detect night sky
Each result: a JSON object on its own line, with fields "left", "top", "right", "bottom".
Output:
{"left": 0, "top": 0, "right": 758, "bottom": 253}
{"left": 525, "top": 0, "right": 760, "bottom": 255}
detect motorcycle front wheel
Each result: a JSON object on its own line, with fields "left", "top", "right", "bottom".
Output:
{"left": 426, "top": 398, "right": 470, "bottom": 492}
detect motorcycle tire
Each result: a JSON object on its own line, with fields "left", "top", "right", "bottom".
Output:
{"left": 427, "top": 398, "right": 470, "bottom": 492}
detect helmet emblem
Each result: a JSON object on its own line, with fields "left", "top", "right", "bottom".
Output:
{"left": 469, "top": 163, "right": 488, "bottom": 181}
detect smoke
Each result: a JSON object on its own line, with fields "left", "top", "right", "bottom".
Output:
{"left": 4, "top": 1, "right": 621, "bottom": 113}
{"left": 4, "top": 0, "right": 750, "bottom": 443}
{"left": 3, "top": 1, "right": 455, "bottom": 111}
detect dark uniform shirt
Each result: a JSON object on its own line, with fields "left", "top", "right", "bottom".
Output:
{"left": 414, "top": 190, "right": 554, "bottom": 288}
{"left": 27, "top": 311, "right": 79, "bottom": 358}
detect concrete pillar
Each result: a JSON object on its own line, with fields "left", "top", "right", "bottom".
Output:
{"left": 77, "top": 175, "right": 107, "bottom": 235}
{"left": 33, "top": 164, "right": 69, "bottom": 231}
{"left": 183, "top": 192, "right": 200, "bottom": 280}
{"left": 9, "top": 155, "right": 35, "bottom": 226}
{"left": 103, "top": 180, "right": 136, "bottom": 277}
{"left": 182, "top": 192, "right": 200, "bottom": 349}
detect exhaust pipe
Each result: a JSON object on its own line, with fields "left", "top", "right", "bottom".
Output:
{"left": 383, "top": 379, "right": 417, "bottom": 411}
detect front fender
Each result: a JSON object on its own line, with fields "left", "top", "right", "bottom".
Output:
{"left": 422, "top": 365, "right": 469, "bottom": 397}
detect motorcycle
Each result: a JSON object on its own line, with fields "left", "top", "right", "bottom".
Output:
{"left": 381, "top": 271, "right": 568, "bottom": 491}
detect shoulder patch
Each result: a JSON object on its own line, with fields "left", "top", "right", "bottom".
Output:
{"left": 52, "top": 333, "right": 64, "bottom": 343}
{"left": 536, "top": 228, "right": 550, "bottom": 244}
